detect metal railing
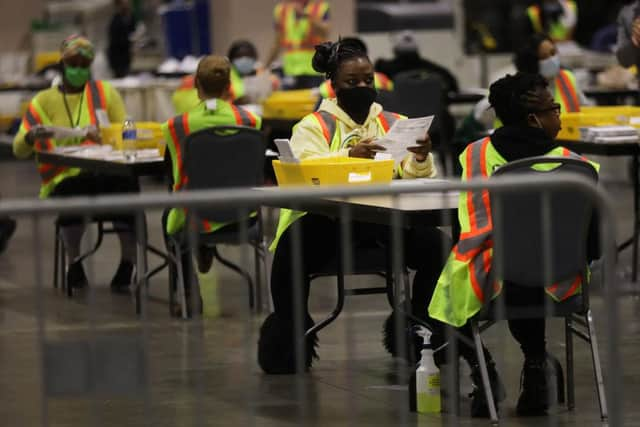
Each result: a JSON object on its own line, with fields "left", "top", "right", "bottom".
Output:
{"left": 0, "top": 175, "right": 623, "bottom": 426}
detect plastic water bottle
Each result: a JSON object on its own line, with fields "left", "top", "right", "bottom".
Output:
{"left": 122, "top": 117, "right": 137, "bottom": 161}
{"left": 416, "top": 327, "right": 441, "bottom": 413}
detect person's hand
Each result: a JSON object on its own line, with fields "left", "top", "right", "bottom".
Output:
{"left": 632, "top": 18, "right": 640, "bottom": 47}
{"left": 348, "top": 138, "right": 386, "bottom": 159}
{"left": 85, "top": 127, "right": 102, "bottom": 144}
{"left": 25, "top": 126, "right": 54, "bottom": 146}
{"left": 406, "top": 133, "right": 432, "bottom": 162}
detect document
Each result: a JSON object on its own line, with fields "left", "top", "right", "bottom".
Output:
{"left": 375, "top": 116, "right": 434, "bottom": 163}
{"left": 274, "top": 139, "right": 299, "bottom": 163}
{"left": 34, "top": 124, "right": 90, "bottom": 140}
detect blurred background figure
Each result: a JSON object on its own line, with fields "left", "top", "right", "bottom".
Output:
{"left": 616, "top": 0, "right": 640, "bottom": 70}
{"left": 374, "top": 31, "right": 459, "bottom": 95}
{"left": 524, "top": 0, "right": 578, "bottom": 43}
{"left": 266, "top": 0, "right": 330, "bottom": 89}
{"left": 107, "top": 0, "right": 137, "bottom": 77}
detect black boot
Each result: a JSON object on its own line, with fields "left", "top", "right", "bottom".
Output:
{"left": 516, "top": 354, "right": 564, "bottom": 416}
{"left": 258, "top": 312, "right": 318, "bottom": 374}
{"left": 0, "top": 217, "right": 16, "bottom": 254}
{"left": 469, "top": 359, "right": 507, "bottom": 418}
{"left": 67, "top": 261, "right": 88, "bottom": 289}
{"left": 110, "top": 260, "right": 135, "bottom": 294}
{"left": 382, "top": 310, "right": 422, "bottom": 365}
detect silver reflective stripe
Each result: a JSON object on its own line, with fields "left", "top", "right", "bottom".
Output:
{"left": 556, "top": 72, "right": 579, "bottom": 112}
{"left": 234, "top": 107, "right": 254, "bottom": 127}
{"left": 25, "top": 108, "right": 40, "bottom": 127}
{"left": 316, "top": 110, "right": 336, "bottom": 146}
{"left": 467, "top": 139, "right": 491, "bottom": 231}
{"left": 457, "top": 230, "right": 491, "bottom": 255}
{"left": 381, "top": 111, "right": 399, "bottom": 130}
{"left": 87, "top": 81, "right": 104, "bottom": 118}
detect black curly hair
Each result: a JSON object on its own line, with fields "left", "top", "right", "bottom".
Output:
{"left": 513, "top": 33, "right": 553, "bottom": 75}
{"left": 489, "top": 73, "right": 550, "bottom": 126}
{"left": 312, "top": 38, "right": 370, "bottom": 82}
{"left": 227, "top": 40, "right": 257, "bottom": 61}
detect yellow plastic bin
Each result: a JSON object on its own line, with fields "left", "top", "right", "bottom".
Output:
{"left": 101, "top": 122, "right": 166, "bottom": 155}
{"left": 262, "top": 89, "right": 319, "bottom": 120}
{"left": 558, "top": 106, "right": 640, "bottom": 140}
{"left": 272, "top": 157, "right": 395, "bottom": 186}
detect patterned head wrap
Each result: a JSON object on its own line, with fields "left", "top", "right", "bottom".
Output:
{"left": 60, "top": 35, "right": 95, "bottom": 60}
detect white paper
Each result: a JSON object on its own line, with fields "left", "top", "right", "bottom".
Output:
{"left": 375, "top": 116, "right": 434, "bottom": 163}
{"left": 37, "top": 125, "right": 88, "bottom": 140}
{"left": 274, "top": 138, "right": 299, "bottom": 163}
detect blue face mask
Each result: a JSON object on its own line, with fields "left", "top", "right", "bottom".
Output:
{"left": 233, "top": 57, "right": 256, "bottom": 76}
{"left": 539, "top": 55, "right": 561, "bottom": 79}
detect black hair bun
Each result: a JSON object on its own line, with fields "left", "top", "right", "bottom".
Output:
{"left": 312, "top": 42, "right": 334, "bottom": 74}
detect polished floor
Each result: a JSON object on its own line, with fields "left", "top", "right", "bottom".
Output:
{"left": 0, "top": 159, "right": 638, "bottom": 426}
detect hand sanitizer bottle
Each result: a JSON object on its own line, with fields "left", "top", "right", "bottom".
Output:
{"left": 416, "top": 327, "right": 441, "bottom": 413}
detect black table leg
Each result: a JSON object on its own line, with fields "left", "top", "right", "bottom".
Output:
{"left": 633, "top": 152, "right": 639, "bottom": 282}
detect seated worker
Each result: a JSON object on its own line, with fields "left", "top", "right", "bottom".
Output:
{"left": 454, "top": 33, "right": 587, "bottom": 166}
{"left": 428, "top": 73, "right": 598, "bottom": 418}
{"left": 13, "top": 34, "right": 137, "bottom": 292}
{"left": 524, "top": 0, "right": 577, "bottom": 43}
{"left": 172, "top": 40, "right": 277, "bottom": 114}
{"left": 258, "top": 39, "right": 450, "bottom": 374}
{"left": 266, "top": 0, "right": 330, "bottom": 89}
{"left": 162, "top": 55, "right": 262, "bottom": 316}
{"left": 318, "top": 37, "right": 393, "bottom": 98}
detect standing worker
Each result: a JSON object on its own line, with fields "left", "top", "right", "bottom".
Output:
{"left": 108, "top": 0, "right": 137, "bottom": 78}
{"left": 266, "top": 0, "right": 331, "bottom": 88}
{"left": 525, "top": 0, "right": 577, "bottom": 43}
{"left": 13, "top": 35, "right": 138, "bottom": 292}
{"left": 162, "top": 55, "right": 262, "bottom": 316}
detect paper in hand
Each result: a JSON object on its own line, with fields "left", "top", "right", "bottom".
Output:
{"left": 375, "top": 116, "right": 434, "bottom": 163}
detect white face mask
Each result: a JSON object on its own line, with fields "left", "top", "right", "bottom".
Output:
{"left": 538, "top": 55, "right": 561, "bottom": 79}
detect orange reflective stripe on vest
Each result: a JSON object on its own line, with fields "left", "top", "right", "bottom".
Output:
{"left": 556, "top": 70, "right": 580, "bottom": 113}
{"left": 230, "top": 104, "right": 257, "bottom": 127}
{"left": 312, "top": 111, "right": 336, "bottom": 145}
{"left": 85, "top": 81, "right": 107, "bottom": 125}
{"left": 168, "top": 114, "right": 190, "bottom": 190}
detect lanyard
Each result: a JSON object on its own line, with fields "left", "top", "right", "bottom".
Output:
{"left": 62, "top": 88, "right": 85, "bottom": 128}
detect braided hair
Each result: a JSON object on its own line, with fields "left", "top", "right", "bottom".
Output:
{"left": 312, "top": 38, "right": 370, "bottom": 82}
{"left": 513, "top": 33, "right": 553, "bottom": 75}
{"left": 488, "top": 73, "right": 549, "bottom": 126}
{"left": 227, "top": 40, "right": 257, "bottom": 62}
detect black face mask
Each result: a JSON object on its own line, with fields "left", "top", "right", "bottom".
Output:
{"left": 337, "top": 86, "right": 377, "bottom": 124}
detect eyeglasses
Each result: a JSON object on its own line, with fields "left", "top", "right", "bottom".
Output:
{"left": 534, "top": 103, "right": 562, "bottom": 116}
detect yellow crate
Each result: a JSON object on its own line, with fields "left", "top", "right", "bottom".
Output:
{"left": 262, "top": 89, "right": 319, "bottom": 120}
{"left": 273, "top": 157, "right": 395, "bottom": 186}
{"left": 558, "top": 106, "right": 640, "bottom": 140}
{"left": 101, "top": 122, "right": 165, "bottom": 154}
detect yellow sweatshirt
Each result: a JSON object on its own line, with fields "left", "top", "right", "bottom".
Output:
{"left": 290, "top": 98, "right": 437, "bottom": 178}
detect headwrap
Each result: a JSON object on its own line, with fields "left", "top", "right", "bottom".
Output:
{"left": 60, "top": 35, "right": 95, "bottom": 60}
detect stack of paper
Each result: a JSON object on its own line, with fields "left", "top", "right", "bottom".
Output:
{"left": 580, "top": 126, "right": 639, "bottom": 143}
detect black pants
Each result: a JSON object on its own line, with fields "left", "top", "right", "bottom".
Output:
{"left": 50, "top": 173, "right": 139, "bottom": 226}
{"left": 270, "top": 214, "right": 451, "bottom": 324}
{"left": 430, "top": 285, "right": 547, "bottom": 366}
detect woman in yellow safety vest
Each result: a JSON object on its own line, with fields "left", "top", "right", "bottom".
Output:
{"left": 317, "top": 37, "right": 393, "bottom": 98}
{"left": 514, "top": 33, "right": 586, "bottom": 113}
{"left": 13, "top": 35, "right": 137, "bottom": 293}
{"left": 429, "top": 73, "right": 598, "bottom": 418}
{"left": 162, "top": 55, "right": 262, "bottom": 316}
{"left": 526, "top": 0, "right": 577, "bottom": 42}
{"left": 266, "top": 0, "right": 331, "bottom": 88}
{"left": 258, "top": 39, "right": 449, "bottom": 375}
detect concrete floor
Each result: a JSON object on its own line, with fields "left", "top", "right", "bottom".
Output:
{"left": 0, "top": 159, "right": 638, "bottom": 426}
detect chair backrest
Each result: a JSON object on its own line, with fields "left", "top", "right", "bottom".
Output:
{"left": 392, "top": 69, "right": 446, "bottom": 119}
{"left": 183, "top": 126, "right": 265, "bottom": 223}
{"left": 490, "top": 156, "right": 598, "bottom": 287}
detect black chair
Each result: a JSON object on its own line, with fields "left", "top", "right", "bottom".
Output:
{"left": 467, "top": 157, "right": 607, "bottom": 423}
{"left": 168, "top": 126, "right": 268, "bottom": 319}
{"left": 53, "top": 217, "right": 135, "bottom": 297}
{"left": 391, "top": 70, "right": 455, "bottom": 174}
